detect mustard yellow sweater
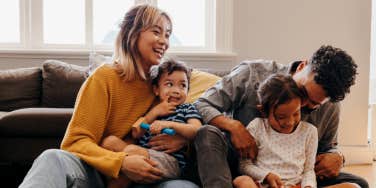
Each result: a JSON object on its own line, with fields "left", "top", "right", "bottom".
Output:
{"left": 61, "top": 64, "right": 220, "bottom": 178}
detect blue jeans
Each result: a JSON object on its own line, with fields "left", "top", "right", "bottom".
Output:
{"left": 19, "top": 149, "right": 199, "bottom": 188}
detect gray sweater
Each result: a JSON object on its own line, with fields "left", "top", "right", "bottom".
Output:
{"left": 195, "top": 60, "right": 340, "bottom": 153}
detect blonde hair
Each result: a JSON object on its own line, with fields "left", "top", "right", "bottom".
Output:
{"left": 113, "top": 4, "right": 172, "bottom": 81}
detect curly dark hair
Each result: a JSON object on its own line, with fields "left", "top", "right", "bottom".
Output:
{"left": 258, "top": 74, "right": 304, "bottom": 117}
{"left": 309, "top": 45, "right": 358, "bottom": 102}
{"left": 149, "top": 58, "right": 192, "bottom": 90}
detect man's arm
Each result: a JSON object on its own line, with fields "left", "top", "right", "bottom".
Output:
{"left": 312, "top": 102, "right": 344, "bottom": 178}
{"left": 194, "top": 62, "right": 253, "bottom": 124}
{"left": 209, "top": 115, "right": 257, "bottom": 159}
{"left": 316, "top": 102, "right": 341, "bottom": 153}
{"left": 195, "top": 63, "right": 258, "bottom": 159}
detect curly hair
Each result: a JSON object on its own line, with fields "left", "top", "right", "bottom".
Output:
{"left": 150, "top": 58, "right": 192, "bottom": 90}
{"left": 309, "top": 45, "right": 358, "bottom": 102}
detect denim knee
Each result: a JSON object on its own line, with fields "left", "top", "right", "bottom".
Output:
{"left": 132, "top": 180, "right": 199, "bottom": 188}
{"left": 156, "top": 180, "right": 199, "bottom": 188}
{"left": 36, "top": 149, "right": 64, "bottom": 162}
{"left": 194, "top": 125, "right": 227, "bottom": 149}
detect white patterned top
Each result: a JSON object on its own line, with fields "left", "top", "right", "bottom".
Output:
{"left": 239, "top": 118, "right": 318, "bottom": 187}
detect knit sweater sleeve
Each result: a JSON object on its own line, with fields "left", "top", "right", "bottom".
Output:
{"left": 61, "top": 67, "right": 126, "bottom": 178}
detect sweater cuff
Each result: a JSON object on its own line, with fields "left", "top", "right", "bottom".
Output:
{"left": 301, "top": 179, "right": 317, "bottom": 188}
{"left": 257, "top": 171, "right": 271, "bottom": 183}
{"left": 113, "top": 151, "right": 127, "bottom": 178}
{"left": 132, "top": 117, "right": 146, "bottom": 129}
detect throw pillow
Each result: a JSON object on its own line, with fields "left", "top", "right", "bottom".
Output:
{"left": 88, "top": 52, "right": 113, "bottom": 75}
{"left": 187, "top": 70, "right": 221, "bottom": 103}
{"left": 41, "top": 60, "right": 88, "bottom": 108}
{"left": 0, "top": 67, "right": 42, "bottom": 111}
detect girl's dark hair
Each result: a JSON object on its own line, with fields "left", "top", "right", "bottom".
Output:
{"left": 150, "top": 58, "right": 192, "bottom": 90}
{"left": 257, "top": 74, "right": 304, "bottom": 116}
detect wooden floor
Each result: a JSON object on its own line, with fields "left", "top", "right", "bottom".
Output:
{"left": 342, "top": 163, "right": 375, "bottom": 187}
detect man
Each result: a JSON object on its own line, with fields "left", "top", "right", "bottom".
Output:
{"left": 194, "top": 45, "right": 368, "bottom": 188}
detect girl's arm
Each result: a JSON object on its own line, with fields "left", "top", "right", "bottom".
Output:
{"left": 238, "top": 118, "right": 270, "bottom": 182}
{"left": 149, "top": 118, "right": 201, "bottom": 140}
{"left": 301, "top": 126, "right": 318, "bottom": 188}
{"left": 239, "top": 158, "right": 271, "bottom": 183}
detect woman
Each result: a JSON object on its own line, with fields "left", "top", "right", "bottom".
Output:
{"left": 19, "top": 4, "right": 198, "bottom": 188}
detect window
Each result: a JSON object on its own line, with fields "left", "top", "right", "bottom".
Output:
{"left": 93, "top": 0, "right": 134, "bottom": 46}
{"left": 0, "top": 0, "right": 20, "bottom": 43}
{"left": 0, "top": 0, "right": 223, "bottom": 52}
{"left": 158, "top": 0, "right": 207, "bottom": 48}
{"left": 43, "top": 0, "right": 85, "bottom": 44}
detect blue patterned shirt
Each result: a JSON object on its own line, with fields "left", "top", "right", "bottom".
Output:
{"left": 138, "top": 103, "right": 202, "bottom": 170}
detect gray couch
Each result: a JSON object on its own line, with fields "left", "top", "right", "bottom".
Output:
{"left": 0, "top": 59, "right": 229, "bottom": 186}
{"left": 0, "top": 60, "right": 89, "bottom": 186}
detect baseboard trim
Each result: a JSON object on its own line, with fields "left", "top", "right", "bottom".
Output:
{"left": 339, "top": 145, "right": 373, "bottom": 165}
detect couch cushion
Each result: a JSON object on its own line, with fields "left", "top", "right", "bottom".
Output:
{"left": 0, "top": 108, "right": 73, "bottom": 137}
{"left": 0, "top": 111, "right": 8, "bottom": 119}
{"left": 0, "top": 67, "right": 42, "bottom": 111}
{"left": 42, "top": 60, "right": 88, "bottom": 108}
{"left": 187, "top": 70, "right": 221, "bottom": 103}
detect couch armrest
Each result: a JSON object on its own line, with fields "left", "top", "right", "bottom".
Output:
{"left": 0, "top": 108, "right": 73, "bottom": 137}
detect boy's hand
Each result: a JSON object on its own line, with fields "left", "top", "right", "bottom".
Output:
{"left": 150, "top": 100, "right": 178, "bottom": 117}
{"left": 265, "top": 173, "right": 284, "bottom": 188}
{"left": 149, "top": 120, "right": 171, "bottom": 135}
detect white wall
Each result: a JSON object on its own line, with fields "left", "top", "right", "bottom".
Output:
{"left": 233, "top": 0, "right": 372, "bottom": 163}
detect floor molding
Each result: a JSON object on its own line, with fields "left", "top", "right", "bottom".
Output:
{"left": 339, "top": 145, "right": 373, "bottom": 165}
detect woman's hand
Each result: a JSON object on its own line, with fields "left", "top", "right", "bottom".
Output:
{"left": 148, "top": 134, "right": 188, "bottom": 153}
{"left": 121, "top": 155, "right": 163, "bottom": 184}
{"left": 265, "top": 172, "right": 284, "bottom": 188}
{"left": 149, "top": 120, "right": 172, "bottom": 135}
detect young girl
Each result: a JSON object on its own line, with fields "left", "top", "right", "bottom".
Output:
{"left": 101, "top": 59, "right": 202, "bottom": 187}
{"left": 233, "top": 74, "right": 318, "bottom": 188}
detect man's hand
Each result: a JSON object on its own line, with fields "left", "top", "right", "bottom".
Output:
{"left": 265, "top": 172, "right": 284, "bottom": 188}
{"left": 228, "top": 119, "right": 258, "bottom": 159}
{"left": 315, "top": 153, "right": 343, "bottom": 178}
{"left": 121, "top": 155, "right": 163, "bottom": 184}
{"left": 148, "top": 134, "right": 188, "bottom": 153}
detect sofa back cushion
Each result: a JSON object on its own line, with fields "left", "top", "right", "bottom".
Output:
{"left": 42, "top": 60, "right": 88, "bottom": 108}
{"left": 187, "top": 70, "right": 222, "bottom": 103}
{"left": 0, "top": 67, "right": 42, "bottom": 111}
